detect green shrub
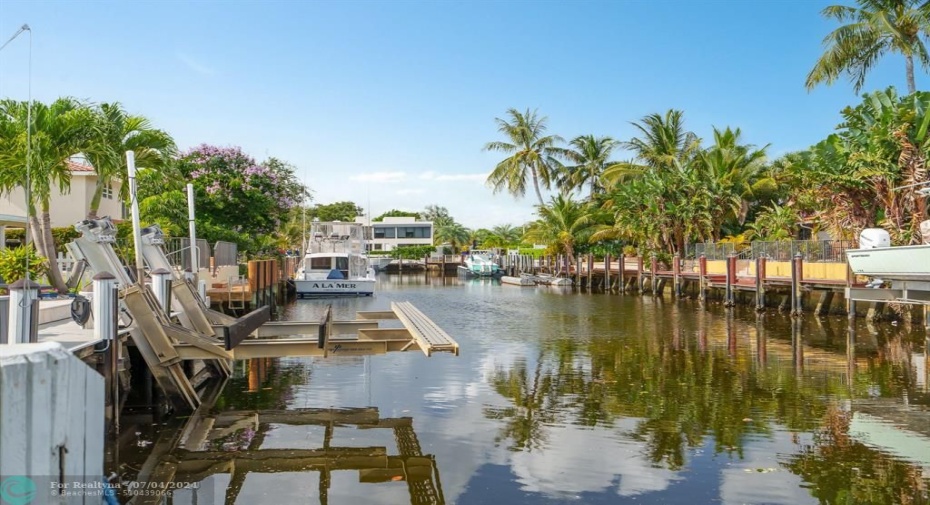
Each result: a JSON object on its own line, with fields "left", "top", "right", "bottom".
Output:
{"left": 0, "top": 245, "right": 49, "bottom": 285}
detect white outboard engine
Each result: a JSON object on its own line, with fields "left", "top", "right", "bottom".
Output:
{"left": 921, "top": 220, "right": 930, "bottom": 245}
{"left": 859, "top": 228, "right": 891, "bottom": 249}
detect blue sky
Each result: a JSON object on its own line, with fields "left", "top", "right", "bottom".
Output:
{"left": 0, "top": 0, "right": 921, "bottom": 228}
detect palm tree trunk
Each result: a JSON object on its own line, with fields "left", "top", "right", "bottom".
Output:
{"left": 86, "top": 179, "right": 104, "bottom": 220}
{"left": 906, "top": 54, "right": 916, "bottom": 94}
{"left": 27, "top": 215, "right": 47, "bottom": 265}
{"left": 40, "top": 200, "right": 68, "bottom": 293}
{"left": 530, "top": 167, "right": 545, "bottom": 207}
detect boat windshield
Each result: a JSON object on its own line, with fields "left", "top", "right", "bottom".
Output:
{"left": 308, "top": 256, "right": 350, "bottom": 271}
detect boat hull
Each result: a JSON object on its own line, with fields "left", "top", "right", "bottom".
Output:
{"left": 457, "top": 265, "right": 503, "bottom": 278}
{"left": 294, "top": 278, "right": 376, "bottom": 297}
{"left": 845, "top": 245, "right": 930, "bottom": 281}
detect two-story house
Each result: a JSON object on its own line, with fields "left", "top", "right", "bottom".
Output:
{"left": 0, "top": 158, "right": 126, "bottom": 230}
{"left": 364, "top": 216, "right": 434, "bottom": 252}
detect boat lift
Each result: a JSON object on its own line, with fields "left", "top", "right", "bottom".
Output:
{"left": 66, "top": 218, "right": 460, "bottom": 412}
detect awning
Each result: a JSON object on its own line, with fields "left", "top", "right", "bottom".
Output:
{"left": 0, "top": 214, "right": 27, "bottom": 227}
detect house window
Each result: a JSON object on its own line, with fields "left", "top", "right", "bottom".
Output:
{"left": 103, "top": 183, "right": 114, "bottom": 199}
{"left": 374, "top": 227, "right": 395, "bottom": 239}
{"left": 396, "top": 226, "right": 430, "bottom": 239}
{"left": 373, "top": 244, "right": 383, "bottom": 250}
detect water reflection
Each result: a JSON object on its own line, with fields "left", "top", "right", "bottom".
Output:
{"left": 117, "top": 363, "right": 445, "bottom": 505}
{"left": 116, "top": 281, "right": 930, "bottom": 504}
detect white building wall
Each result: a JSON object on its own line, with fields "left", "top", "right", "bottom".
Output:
{"left": 0, "top": 174, "right": 124, "bottom": 228}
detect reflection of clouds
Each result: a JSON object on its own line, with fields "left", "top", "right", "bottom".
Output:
{"left": 510, "top": 420, "right": 680, "bottom": 498}
{"left": 720, "top": 430, "right": 815, "bottom": 505}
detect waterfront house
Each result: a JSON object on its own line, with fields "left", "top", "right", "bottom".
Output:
{"left": 363, "top": 216, "right": 434, "bottom": 252}
{"left": 0, "top": 158, "right": 126, "bottom": 229}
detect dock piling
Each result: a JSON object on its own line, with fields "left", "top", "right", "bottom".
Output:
{"left": 673, "top": 255, "right": 681, "bottom": 297}
{"left": 755, "top": 256, "right": 766, "bottom": 311}
{"left": 92, "top": 271, "right": 120, "bottom": 430}
{"left": 6, "top": 278, "right": 38, "bottom": 344}
{"left": 698, "top": 255, "right": 707, "bottom": 305}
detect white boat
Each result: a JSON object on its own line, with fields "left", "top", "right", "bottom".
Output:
{"left": 532, "top": 273, "right": 574, "bottom": 286}
{"left": 457, "top": 250, "right": 503, "bottom": 278}
{"left": 294, "top": 221, "right": 376, "bottom": 297}
{"left": 845, "top": 220, "right": 930, "bottom": 283}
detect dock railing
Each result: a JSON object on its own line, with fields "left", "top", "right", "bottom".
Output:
{"left": 686, "top": 239, "right": 855, "bottom": 263}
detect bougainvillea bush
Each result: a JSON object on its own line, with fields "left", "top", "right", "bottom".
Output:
{"left": 138, "top": 144, "right": 308, "bottom": 254}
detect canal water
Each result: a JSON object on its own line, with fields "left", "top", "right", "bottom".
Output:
{"left": 115, "top": 274, "right": 930, "bottom": 504}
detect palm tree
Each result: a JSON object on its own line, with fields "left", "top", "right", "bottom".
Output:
{"left": 490, "top": 224, "right": 521, "bottom": 246}
{"left": 523, "top": 194, "right": 596, "bottom": 265}
{"left": 602, "top": 110, "right": 700, "bottom": 186}
{"left": 485, "top": 108, "right": 568, "bottom": 207}
{"left": 807, "top": 0, "right": 930, "bottom": 94}
{"left": 0, "top": 98, "right": 94, "bottom": 292}
{"left": 83, "top": 102, "right": 176, "bottom": 220}
{"left": 558, "top": 134, "right": 621, "bottom": 199}
{"left": 433, "top": 221, "right": 470, "bottom": 252}
{"left": 696, "top": 127, "right": 769, "bottom": 234}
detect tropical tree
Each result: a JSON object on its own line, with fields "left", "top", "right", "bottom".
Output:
{"left": 422, "top": 204, "right": 453, "bottom": 226}
{"left": 806, "top": 0, "right": 930, "bottom": 94}
{"left": 82, "top": 102, "right": 176, "bottom": 220}
{"left": 602, "top": 110, "right": 700, "bottom": 186}
{"left": 524, "top": 194, "right": 597, "bottom": 264}
{"left": 0, "top": 98, "right": 94, "bottom": 291}
{"left": 485, "top": 108, "right": 568, "bottom": 207}
{"left": 696, "top": 127, "right": 769, "bottom": 235}
{"left": 310, "top": 201, "right": 362, "bottom": 222}
{"left": 433, "top": 220, "right": 470, "bottom": 252}
{"left": 557, "top": 134, "right": 621, "bottom": 199}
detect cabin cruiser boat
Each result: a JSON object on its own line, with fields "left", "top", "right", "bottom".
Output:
{"left": 294, "top": 221, "right": 376, "bottom": 297}
{"left": 457, "top": 250, "right": 503, "bottom": 278}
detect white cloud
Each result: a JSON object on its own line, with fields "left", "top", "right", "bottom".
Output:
{"left": 396, "top": 188, "right": 425, "bottom": 195}
{"left": 177, "top": 52, "right": 215, "bottom": 76}
{"left": 419, "top": 170, "right": 487, "bottom": 182}
{"left": 348, "top": 171, "right": 406, "bottom": 183}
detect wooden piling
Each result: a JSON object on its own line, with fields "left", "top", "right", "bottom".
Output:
{"left": 672, "top": 254, "right": 681, "bottom": 297}
{"left": 791, "top": 253, "right": 803, "bottom": 316}
{"left": 725, "top": 254, "right": 736, "bottom": 307}
{"left": 754, "top": 256, "right": 766, "bottom": 311}
{"left": 618, "top": 256, "right": 626, "bottom": 292}
{"left": 698, "top": 255, "right": 707, "bottom": 304}
{"left": 587, "top": 254, "right": 594, "bottom": 289}
{"left": 650, "top": 254, "right": 658, "bottom": 295}
{"left": 605, "top": 254, "right": 612, "bottom": 291}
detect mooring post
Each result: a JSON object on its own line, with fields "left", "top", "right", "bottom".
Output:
{"left": 650, "top": 253, "right": 658, "bottom": 295}
{"left": 848, "top": 299, "right": 857, "bottom": 383}
{"left": 151, "top": 268, "right": 173, "bottom": 314}
{"left": 698, "top": 255, "right": 707, "bottom": 304}
{"left": 605, "top": 254, "right": 611, "bottom": 291}
{"left": 637, "top": 252, "right": 644, "bottom": 293}
{"left": 755, "top": 256, "right": 766, "bottom": 312}
{"left": 575, "top": 254, "right": 582, "bottom": 286}
{"left": 790, "top": 253, "right": 803, "bottom": 316}
{"left": 6, "top": 278, "right": 39, "bottom": 344}
{"left": 587, "top": 254, "right": 594, "bottom": 289}
{"left": 618, "top": 255, "right": 626, "bottom": 292}
{"left": 672, "top": 254, "right": 681, "bottom": 298}
{"left": 93, "top": 271, "right": 120, "bottom": 431}
{"left": 725, "top": 253, "right": 736, "bottom": 307}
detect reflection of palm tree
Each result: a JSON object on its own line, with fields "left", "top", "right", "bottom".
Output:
{"left": 781, "top": 405, "right": 929, "bottom": 504}
{"left": 484, "top": 352, "right": 556, "bottom": 451}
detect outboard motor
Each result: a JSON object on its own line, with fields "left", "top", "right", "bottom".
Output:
{"left": 859, "top": 228, "right": 891, "bottom": 249}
